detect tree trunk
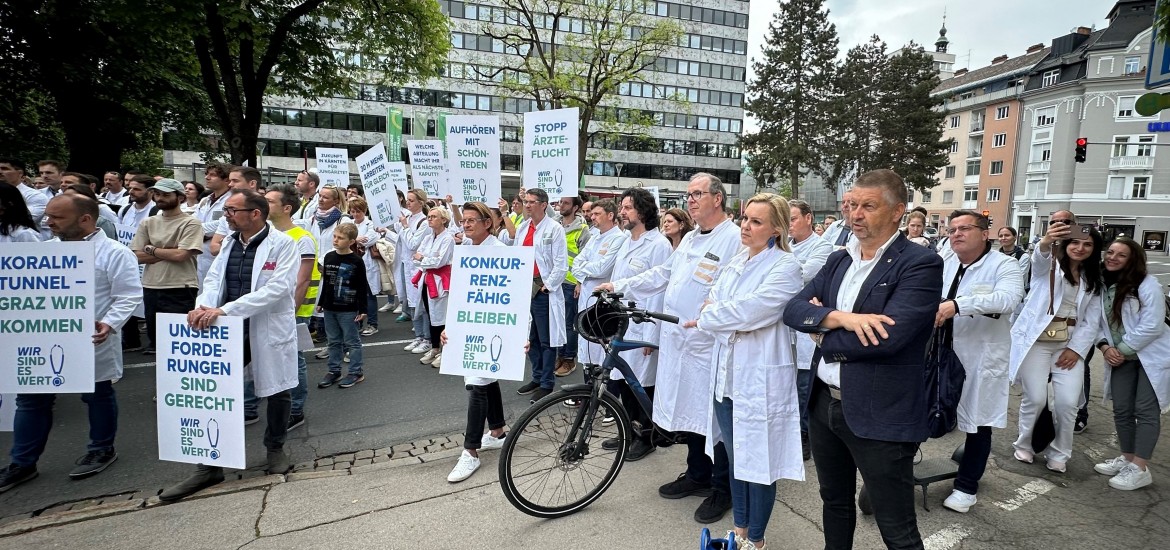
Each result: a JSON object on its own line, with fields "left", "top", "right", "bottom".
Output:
{"left": 789, "top": 165, "right": 801, "bottom": 200}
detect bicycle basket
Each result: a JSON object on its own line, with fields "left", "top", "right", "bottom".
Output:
{"left": 576, "top": 297, "right": 628, "bottom": 343}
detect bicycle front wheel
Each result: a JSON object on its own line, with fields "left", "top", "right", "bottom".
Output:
{"left": 498, "top": 387, "right": 632, "bottom": 518}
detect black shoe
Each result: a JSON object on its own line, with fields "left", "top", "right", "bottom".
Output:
{"left": 694, "top": 491, "right": 732, "bottom": 524}
{"left": 287, "top": 414, "right": 306, "bottom": 431}
{"left": 801, "top": 430, "right": 811, "bottom": 461}
{"left": 658, "top": 472, "right": 713, "bottom": 499}
{"left": 159, "top": 465, "right": 224, "bottom": 502}
{"left": 1074, "top": 418, "right": 1088, "bottom": 434}
{"left": 516, "top": 381, "right": 540, "bottom": 395}
{"left": 69, "top": 449, "right": 118, "bottom": 479}
{"left": 338, "top": 373, "right": 365, "bottom": 388}
{"left": 318, "top": 372, "right": 342, "bottom": 388}
{"left": 266, "top": 450, "right": 290, "bottom": 474}
{"left": 652, "top": 428, "right": 676, "bottom": 448}
{"left": 529, "top": 388, "right": 552, "bottom": 403}
{"left": 0, "top": 464, "right": 38, "bottom": 493}
{"left": 626, "top": 439, "right": 655, "bottom": 462}
{"left": 602, "top": 437, "right": 623, "bottom": 451}
{"left": 244, "top": 414, "right": 260, "bottom": 426}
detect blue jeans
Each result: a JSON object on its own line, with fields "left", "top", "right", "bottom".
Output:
{"left": 290, "top": 317, "right": 309, "bottom": 416}
{"left": 412, "top": 303, "right": 430, "bottom": 340}
{"left": 325, "top": 310, "right": 364, "bottom": 374}
{"left": 559, "top": 282, "right": 578, "bottom": 359}
{"left": 713, "top": 397, "right": 776, "bottom": 544}
{"left": 527, "top": 290, "right": 557, "bottom": 390}
{"left": 365, "top": 294, "right": 379, "bottom": 329}
{"left": 10, "top": 381, "right": 117, "bottom": 467}
{"left": 797, "top": 368, "right": 812, "bottom": 432}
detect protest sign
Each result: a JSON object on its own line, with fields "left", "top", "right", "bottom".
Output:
{"left": 444, "top": 115, "right": 501, "bottom": 204}
{"left": 407, "top": 139, "right": 448, "bottom": 198}
{"left": 644, "top": 186, "right": 660, "bottom": 207}
{"left": 523, "top": 108, "right": 579, "bottom": 200}
{"left": 388, "top": 161, "right": 409, "bottom": 196}
{"left": 0, "top": 394, "right": 14, "bottom": 431}
{"left": 114, "top": 223, "right": 146, "bottom": 318}
{"left": 0, "top": 242, "right": 96, "bottom": 394}
{"left": 439, "top": 246, "right": 535, "bottom": 381}
{"left": 156, "top": 313, "right": 245, "bottom": 469}
{"left": 356, "top": 142, "right": 402, "bottom": 227}
{"left": 315, "top": 147, "right": 351, "bottom": 186}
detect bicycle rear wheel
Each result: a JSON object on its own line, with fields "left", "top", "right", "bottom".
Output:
{"left": 498, "top": 387, "right": 631, "bottom": 518}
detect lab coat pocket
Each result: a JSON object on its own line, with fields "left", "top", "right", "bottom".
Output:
{"left": 691, "top": 260, "right": 720, "bottom": 286}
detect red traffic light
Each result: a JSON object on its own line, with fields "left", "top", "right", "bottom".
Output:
{"left": 1076, "top": 138, "right": 1088, "bottom": 147}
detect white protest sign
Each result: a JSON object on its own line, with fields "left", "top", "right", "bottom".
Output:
{"left": 356, "top": 142, "right": 402, "bottom": 227}
{"left": 407, "top": 140, "right": 448, "bottom": 198}
{"left": 114, "top": 223, "right": 146, "bottom": 318}
{"left": 523, "top": 108, "right": 579, "bottom": 200}
{"left": 439, "top": 246, "right": 535, "bottom": 381}
{"left": 156, "top": 313, "right": 246, "bottom": 469}
{"left": 315, "top": 147, "right": 351, "bottom": 186}
{"left": 644, "top": 186, "right": 660, "bottom": 207}
{"left": 0, "top": 394, "right": 14, "bottom": 431}
{"left": 445, "top": 115, "right": 501, "bottom": 204}
{"left": 388, "top": 161, "right": 409, "bottom": 196}
{"left": 0, "top": 242, "right": 96, "bottom": 394}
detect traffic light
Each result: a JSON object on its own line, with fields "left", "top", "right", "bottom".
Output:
{"left": 1074, "top": 138, "right": 1088, "bottom": 163}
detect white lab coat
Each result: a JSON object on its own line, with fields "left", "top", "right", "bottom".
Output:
{"left": 198, "top": 223, "right": 299, "bottom": 398}
{"left": 698, "top": 246, "right": 805, "bottom": 485}
{"left": 462, "top": 234, "right": 506, "bottom": 386}
{"left": 293, "top": 193, "right": 320, "bottom": 229}
{"left": 606, "top": 229, "right": 671, "bottom": 385}
{"left": 617, "top": 217, "right": 742, "bottom": 434}
{"left": 51, "top": 232, "right": 142, "bottom": 382}
{"left": 1099, "top": 275, "right": 1170, "bottom": 413}
{"left": 413, "top": 228, "right": 455, "bottom": 326}
{"left": 571, "top": 225, "right": 629, "bottom": 366}
{"left": 354, "top": 218, "right": 382, "bottom": 295}
{"left": 821, "top": 219, "right": 847, "bottom": 247}
{"left": 943, "top": 249, "right": 1024, "bottom": 432}
{"left": 1009, "top": 247, "right": 1102, "bottom": 383}
{"left": 790, "top": 234, "right": 833, "bottom": 371}
{"left": 194, "top": 191, "right": 229, "bottom": 286}
{"left": 17, "top": 183, "right": 49, "bottom": 239}
{"left": 308, "top": 213, "right": 353, "bottom": 266}
{"left": 397, "top": 211, "right": 427, "bottom": 307}
{"left": 508, "top": 216, "right": 569, "bottom": 347}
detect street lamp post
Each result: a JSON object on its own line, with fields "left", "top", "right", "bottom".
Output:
{"left": 614, "top": 162, "right": 624, "bottom": 193}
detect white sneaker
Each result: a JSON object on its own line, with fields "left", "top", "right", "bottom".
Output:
{"left": 404, "top": 338, "right": 422, "bottom": 352}
{"left": 360, "top": 326, "right": 379, "bottom": 336}
{"left": 942, "top": 489, "right": 977, "bottom": 513}
{"left": 1109, "top": 464, "right": 1153, "bottom": 490}
{"left": 413, "top": 342, "right": 432, "bottom": 355}
{"left": 1095, "top": 455, "right": 1132, "bottom": 476}
{"left": 481, "top": 432, "right": 506, "bottom": 450}
{"left": 393, "top": 305, "right": 403, "bottom": 314}
{"left": 447, "top": 450, "right": 481, "bottom": 483}
{"left": 430, "top": 353, "right": 442, "bottom": 367}
{"left": 378, "top": 302, "right": 393, "bottom": 312}
{"left": 419, "top": 349, "right": 437, "bottom": 363}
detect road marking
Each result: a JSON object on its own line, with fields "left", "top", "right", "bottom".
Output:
{"left": 923, "top": 524, "right": 971, "bottom": 550}
{"left": 992, "top": 479, "right": 1056, "bottom": 511}
{"left": 123, "top": 339, "right": 416, "bottom": 370}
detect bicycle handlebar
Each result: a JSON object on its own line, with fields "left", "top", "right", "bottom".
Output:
{"left": 591, "top": 290, "right": 679, "bottom": 325}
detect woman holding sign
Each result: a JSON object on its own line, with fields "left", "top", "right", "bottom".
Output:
{"left": 413, "top": 206, "right": 454, "bottom": 367}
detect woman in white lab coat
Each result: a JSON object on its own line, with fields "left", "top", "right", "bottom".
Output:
{"left": 413, "top": 207, "right": 454, "bottom": 367}
{"left": 1092, "top": 238, "right": 1170, "bottom": 490}
{"left": 1010, "top": 224, "right": 1103, "bottom": 473}
{"left": 686, "top": 193, "right": 804, "bottom": 550}
{"left": 398, "top": 189, "right": 430, "bottom": 352}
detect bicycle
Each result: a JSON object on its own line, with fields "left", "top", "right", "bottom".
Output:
{"left": 498, "top": 290, "right": 678, "bottom": 518}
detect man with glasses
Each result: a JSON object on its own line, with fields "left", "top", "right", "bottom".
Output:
{"left": 505, "top": 189, "right": 568, "bottom": 404}
{"left": 160, "top": 190, "right": 300, "bottom": 502}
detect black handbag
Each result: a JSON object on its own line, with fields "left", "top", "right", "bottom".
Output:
{"left": 925, "top": 325, "right": 966, "bottom": 439}
{"left": 1031, "top": 402, "right": 1057, "bottom": 453}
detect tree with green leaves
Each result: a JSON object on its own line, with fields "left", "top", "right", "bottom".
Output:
{"left": 480, "top": 0, "right": 684, "bottom": 174}
{"left": 741, "top": 0, "right": 839, "bottom": 200}
{"left": 182, "top": 0, "right": 451, "bottom": 166}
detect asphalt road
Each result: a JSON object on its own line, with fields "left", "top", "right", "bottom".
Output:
{"left": 0, "top": 309, "right": 545, "bottom": 519}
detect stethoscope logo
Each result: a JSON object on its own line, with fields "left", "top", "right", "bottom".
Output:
{"left": 490, "top": 335, "right": 502, "bottom": 373}
{"left": 50, "top": 344, "right": 65, "bottom": 387}
{"left": 554, "top": 169, "right": 563, "bottom": 194}
{"left": 207, "top": 418, "right": 221, "bottom": 460}
{"left": 477, "top": 178, "right": 487, "bottom": 199}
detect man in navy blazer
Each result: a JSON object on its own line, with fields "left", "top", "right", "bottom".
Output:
{"left": 783, "top": 169, "right": 943, "bottom": 550}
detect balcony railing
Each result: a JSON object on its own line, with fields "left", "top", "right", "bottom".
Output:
{"left": 1027, "top": 161, "right": 1051, "bottom": 173}
{"left": 1109, "top": 156, "right": 1154, "bottom": 170}
{"left": 964, "top": 174, "right": 980, "bottom": 185}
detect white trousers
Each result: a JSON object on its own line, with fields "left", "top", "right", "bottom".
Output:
{"left": 1013, "top": 340, "right": 1086, "bottom": 464}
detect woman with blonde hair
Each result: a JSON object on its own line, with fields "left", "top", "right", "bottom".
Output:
{"left": 413, "top": 205, "right": 455, "bottom": 367}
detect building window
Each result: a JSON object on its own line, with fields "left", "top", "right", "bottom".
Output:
{"left": 963, "top": 188, "right": 978, "bottom": 202}
{"left": 988, "top": 188, "right": 1001, "bottom": 202}
{"left": 968, "top": 138, "right": 983, "bottom": 158}
{"left": 949, "top": 115, "right": 960, "bottom": 128}
{"left": 969, "top": 110, "right": 985, "bottom": 133}
{"left": 1117, "top": 96, "right": 1138, "bottom": 118}
{"left": 1124, "top": 56, "right": 1142, "bottom": 75}
{"left": 993, "top": 133, "right": 1007, "bottom": 148}
{"left": 944, "top": 166, "right": 956, "bottom": 179}
{"left": 1112, "top": 135, "right": 1156, "bottom": 157}
{"left": 923, "top": 191, "right": 932, "bottom": 203}
{"left": 990, "top": 160, "right": 1004, "bottom": 175}
{"left": 1034, "top": 106, "right": 1056, "bottom": 127}
{"left": 1132, "top": 177, "right": 1149, "bottom": 199}
{"left": 949, "top": 141, "right": 959, "bottom": 154}
{"left": 965, "top": 160, "right": 981, "bottom": 176}
{"left": 1041, "top": 69, "right": 1060, "bottom": 87}
{"left": 995, "top": 105, "right": 1010, "bottom": 119}
{"left": 942, "top": 190, "right": 954, "bottom": 203}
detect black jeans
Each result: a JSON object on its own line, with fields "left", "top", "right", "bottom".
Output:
{"left": 685, "top": 431, "right": 731, "bottom": 497}
{"left": 122, "top": 316, "right": 143, "bottom": 348}
{"left": 144, "top": 287, "right": 198, "bottom": 350}
{"left": 464, "top": 382, "right": 506, "bottom": 450}
{"left": 954, "top": 426, "right": 992, "bottom": 494}
{"left": 421, "top": 282, "right": 444, "bottom": 348}
{"left": 617, "top": 381, "right": 654, "bottom": 443}
{"left": 263, "top": 390, "right": 292, "bottom": 452}
{"left": 1078, "top": 347, "right": 1095, "bottom": 423}
{"left": 809, "top": 380, "right": 923, "bottom": 550}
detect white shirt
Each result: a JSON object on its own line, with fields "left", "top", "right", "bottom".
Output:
{"left": 103, "top": 188, "right": 129, "bottom": 206}
{"left": 816, "top": 231, "right": 901, "bottom": 387}
{"left": 118, "top": 201, "right": 155, "bottom": 228}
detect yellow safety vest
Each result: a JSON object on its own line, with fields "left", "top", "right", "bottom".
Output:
{"left": 284, "top": 226, "right": 321, "bottom": 318}
{"left": 564, "top": 222, "right": 586, "bottom": 285}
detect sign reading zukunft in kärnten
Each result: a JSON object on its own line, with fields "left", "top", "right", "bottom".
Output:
{"left": 444, "top": 115, "right": 501, "bottom": 204}
{"left": 407, "top": 140, "right": 448, "bottom": 198}
{"left": 356, "top": 142, "right": 402, "bottom": 227}
{"left": 315, "top": 147, "right": 351, "bottom": 186}
{"left": 156, "top": 313, "right": 245, "bottom": 469}
{"left": 523, "top": 107, "right": 579, "bottom": 200}
{"left": 0, "top": 242, "right": 96, "bottom": 394}
{"left": 439, "top": 246, "right": 535, "bottom": 382}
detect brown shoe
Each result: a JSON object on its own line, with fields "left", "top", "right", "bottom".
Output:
{"left": 554, "top": 358, "right": 576, "bottom": 377}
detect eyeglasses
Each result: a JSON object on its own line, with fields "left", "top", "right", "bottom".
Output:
{"left": 462, "top": 217, "right": 485, "bottom": 224}
{"left": 222, "top": 207, "right": 259, "bottom": 216}
{"left": 945, "top": 224, "right": 986, "bottom": 236}
{"left": 522, "top": 200, "right": 543, "bottom": 206}
{"left": 686, "top": 191, "right": 713, "bottom": 202}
